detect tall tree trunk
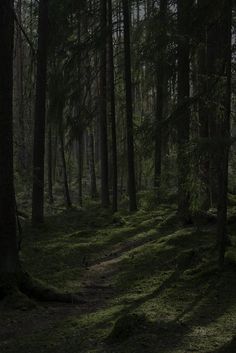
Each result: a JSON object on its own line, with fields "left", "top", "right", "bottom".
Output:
{"left": 89, "top": 130, "right": 98, "bottom": 199}
{"left": 122, "top": 0, "right": 137, "bottom": 212}
{"left": 196, "top": 0, "right": 211, "bottom": 210}
{"left": 206, "top": 3, "right": 220, "bottom": 207}
{"left": 215, "top": 0, "right": 232, "bottom": 266}
{"left": 77, "top": 134, "right": 84, "bottom": 207}
{"left": 52, "top": 129, "right": 58, "bottom": 184}
{"left": 108, "top": 0, "right": 118, "bottom": 212}
{"left": 99, "top": 0, "right": 110, "bottom": 208}
{"left": 0, "top": 0, "right": 19, "bottom": 274}
{"left": 15, "top": 0, "right": 26, "bottom": 174}
{"left": 32, "top": 0, "right": 49, "bottom": 225}
{"left": 77, "top": 2, "right": 84, "bottom": 207}
{"left": 59, "top": 126, "right": 72, "bottom": 208}
{"left": 47, "top": 123, "right": 54, "bottom": 204}
{"left": 177, "top": 0, "right": 193, "bottom": 223}
{"left": 154, "top": 0, "right": 168, "bottom": 190}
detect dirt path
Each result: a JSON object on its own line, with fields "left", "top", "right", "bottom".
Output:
{"left": 79, "top": 237, "right": 154, "bottom": 307}
{"left": 2, "top": 208, "right": 230, "bottom": 353}
{"left": 0, "top": 226, "right": 158, "bottom": 352}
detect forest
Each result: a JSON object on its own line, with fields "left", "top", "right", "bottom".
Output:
{"left": 1, "top": 0, "right": 236, "bottom": 352}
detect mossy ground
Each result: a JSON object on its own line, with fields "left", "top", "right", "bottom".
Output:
{"left": 1, "top": 201, "right": 236, "bottom": 353}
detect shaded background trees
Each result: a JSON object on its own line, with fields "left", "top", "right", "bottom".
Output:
{"left": 3, "top": 0, "right": 235, "bottom": 268}
{"left": 2, "top": 2, "right": 236, "bottom": 351}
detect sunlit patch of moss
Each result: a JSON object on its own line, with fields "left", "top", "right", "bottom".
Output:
{"left": 114, "top": 241, "right": 176, "bottom": 291}
{"left": 3, "top": 204, "right": 236, "bottom": 353}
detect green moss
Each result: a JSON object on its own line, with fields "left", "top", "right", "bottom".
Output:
{"left": 225, "top": 248, "right": 236, "bottom": 267}
{"left": 2, "top": 204, "right": 236, "bottom": 353}
{"left": 2, "top": 290, "right": 36, "bottom": 311}
{"left": 107, "top": 313, "right": 148, "bottom": 342}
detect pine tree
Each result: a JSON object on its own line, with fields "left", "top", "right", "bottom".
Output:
{"left": 32, "top": 0, "right": 49, "bottom": 225}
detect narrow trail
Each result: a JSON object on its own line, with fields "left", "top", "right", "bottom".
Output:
{"left": 0, "top": 217, "right": 165, "bottom": 349}
{"left": 79, "top": 227, "right": 160, "bottom": 308}
{"left": 2, "top": 207, "right": 206, "bottom": 353}
{"left": 1, "top": 207, "right": 236, "bottom": 353}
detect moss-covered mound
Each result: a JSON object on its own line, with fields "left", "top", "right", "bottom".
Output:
{"left": 107, "top": 313, "right": 148, "bottom": 342}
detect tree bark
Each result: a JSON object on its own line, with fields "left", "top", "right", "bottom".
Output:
{"left": 0, "top": 0, "right": 19, "bottom": 274}
{"left": 108, "top": 0, "right": 118, "bottom": 212}
{"left": 77, "top": 2, "right": 84, "bottom": 207}
{"left": 47, "top": 123, "right": 54, "bottom": 204}
{"left": 32, "top": 0, "right": 49, "bottom": 225}
{"left": 15, "top": 0, "right": 26, "bottom": 174}
{"left": 196, "top": 0, "right": 211, "bottom": 210}
{"left": 99, "top": 0, "right": 110, "bottom": 208}
{"left": 122, "top": 0, "right": 137, "bottom": 212}
{"left": 89, "top": 130, "right": 98, "bottom": 199}
{"left": 154, "top": 0, "right": 168, "bottom": 190}
{"left": 215, "top": 0, "right": 232, "bottom": 266}
{"left": 77, "top": 134, "right": 84, "bottom": 207}
{"left": 177, "top": 0, "right": 193, "bottom": 223}
{"left": 59, "top": 126, "right": 72, "bottom": 209}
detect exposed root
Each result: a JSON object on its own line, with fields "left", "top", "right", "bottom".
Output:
{"left": 18, "top": 271, "right": 86, "bottom": 304}
{"left": 0, "top": 271, "right": 86, "bottom": 307}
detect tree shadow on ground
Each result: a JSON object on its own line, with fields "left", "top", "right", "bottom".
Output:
{"left": 11, "top": 205, "right": 236, "bottom": 353}
{"left": 106, "top": 258, "right": 236, "bottom": 353}
{"left": 212, "top": 337, "right": 236, "bottom": 352}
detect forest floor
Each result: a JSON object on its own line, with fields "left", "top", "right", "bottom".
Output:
{"left": 1, "top": 200, "right": 236, "bottom": 353}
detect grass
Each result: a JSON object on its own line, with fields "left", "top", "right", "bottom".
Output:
{"left": 1, "top": 202, "right": 236, "bottom": 353}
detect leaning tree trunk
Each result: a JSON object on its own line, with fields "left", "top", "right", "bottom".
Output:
{"left": 0, "top": 0, "right": 19, "bottom": 278}
{"left": 177, "top": 0, "right": 193, "bottom": 224}
{"left": 32, "top": 0, "right": 49, "bottom": 225}
{"left": 122, "top": 0, "right": 137, "bottom": 212}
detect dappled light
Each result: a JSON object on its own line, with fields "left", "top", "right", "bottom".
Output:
{"left": 0, "top": 0, "right": 235, "bottom": 352}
